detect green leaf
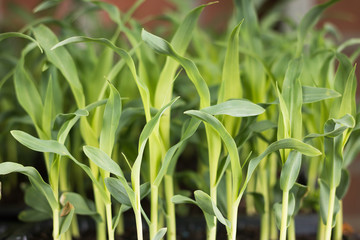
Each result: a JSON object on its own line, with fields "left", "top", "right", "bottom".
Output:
{"left": 51, "top": 35, "right": 151, "bottom": 117}
{"left": 250, "top": 120, "right": 277, "bottom": 133}
{"left": 185, "top": 110, "right": 242, "bottom": 196}
{"left": 60, "top": 192, "right": 101, "bottom": 222}
{"left": 131, "top": 97, "right": 179, "bottom": 190}
{"left": 154, "top": 1, "right": 213, "bottom": 109}
{"left": 83, "top": 146, "right": 123, "bottom": 177}
{"left": 33, "top": 0, "right": 60, "bottom": 13}
{"left": 19, "top": 209, "right": 51, "bottom": 222}
{"left": 154, "top": 118, "right": 200, "bottom": 186}
{"left": 105, "top": 177, "right": 134, "bottom": 206}
{"left": 0, "top": 32, "right": 42, "bottom": 52}
{"left": 273, "top": 202, "right": 282, "bottom": 230}
{"left": 304, "top": 114, "right": 355, "bottom": 141}
{"left": 91, "top": 1, "right": 121, "bottom": 25}
{"left": 336, "top": 169, "right": 350, "bottom": 200}
{"left": 59, "top": 203, "right": 75, "bottom": 235}
{"left": 246, "top": 192, "right": 265, "bottom": 214}
{"left": 152, "top": 228, "right": 167, "bottom": 240}
{"left": 14, "top": 44, "right": 44, "bottom": 129}
{"left": 280, "top": 151, "right": 302, "bottom": 191}
{"left": 171, "top": 195, "right": 197, "bottom": 205}
{"left": 11, "top": 130, "right": 70, "bottom": 156}
{"left": 302, "top": 86, "right": 341, "bottom": 104}
{"left": 282, "top": 58, "right": 303, "bottom": 140}
{"left": 142, "top": 29, "right": 210, "bottom": 108}
{"left": 319, "top": 179, "right": 340, "bottom": 226}
{"left": 105, "top": 178, "right": 150, "bottom": 206}
{"left": 202, "top": 99, "right": 265, "bottom": 117}
{"left": 323, "top": 119, "right": 345, "bottom": 188}
{"left": 242, "top": 138, "right": 321, "bottom": 195}
{"left": 100, "top": 83, "right": 122, "bottom": 156}
{"left": 33, "top": 25, "right": 85, "bottom": 107}
{"left": 273, "top": 193, "right": 295, "bottom": 229}
{"left": 194, "top": 190, "right": 230, "bottom": 228}
{"left": 57, "top": 109, "right": 89, "bottom": 144}
{"left": 25, "top": 186, "right": 52, "bottom": 214}
{"left": 42, "top": 77, "right": 55, "bottom": 135}
{"left": 290, "top": 183, "right": 308, "bottom": 215}
{"left": 296, "top": 0, "right": 339, "bottom": 56}
{"left": 0, "top": 162, "right": 57, "bottom": 210}
{"left": 218, "top": 21, "right": 243, "bottom": 104}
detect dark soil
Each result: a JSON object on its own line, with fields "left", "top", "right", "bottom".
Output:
{"left": 1, "top": 213, "right": 359, "bottom": 240}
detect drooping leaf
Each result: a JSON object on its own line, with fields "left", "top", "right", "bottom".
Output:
{"left": 11, "top": 130, "right": 70, "bottom": 156}
{"left": 152, "top": 228, "right": 167, "bottom": 240}
{"left": 83, "top": 146, "right": 123, "bottom": 177}
{"left": 33, "top": 0, "right": 60, "bottom": 13}
{"left": 0, "top": 162, "right": 57, "bottom": 210}
{"left": 171, "top": 195, "right": 197, "bottom": 205}
{"left": 105, "top": 178, "right": 150, "bottom": 206}
{"left": 0, "top": 32, "right": 42, "bottom": 52}
{"left": 202, "top": 99, "right": 265, "bottom": 118}
{"left": 241, "top": 138, "right": 321, "bottom": 195}
{"left": 194, "top": 190, "right": 230, "bottom": 228}
{"left": 19, "top": 209, "right": 51, "bottom": 222}
{"left": 105, "top": 177, "right": 135, "bottom": 207}
{"left": 280, "top": 151, "right": 302, "bottom": 191}
{"left": 24, "top": 186, "right": 52, "bottom": 214}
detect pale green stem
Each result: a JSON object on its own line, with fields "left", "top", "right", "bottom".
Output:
{"left": 269, "top": 154, "right": 278, "bottom": 240}
{"left": 116, "top": 210, "right": 124, "bottom": 235}
{"left": 259, "top": 162, "right": 270, "bottom": 240}
{"left": 317, "top": 215, "right": 326, "bottom": 240}
{"left": 165, "top": 175, "right": 176, "bottom": 240}
{"left": 228, "top": 201, "right": 239, "bottom": 240}
{"left": 226, "top": 169, "right": 232, "bottom": 223}
{"left": 334, "top": 201, "right": 343, "bottom": 240}
{"left": 325, "top": 187, "right": 336, "bottom": 240}
{"left": 53, "top": 208, "right": 60, "bottom": 240}
{"left": 307, "top": 156, "right": 320, "bottom": 193}
{"left": 246, "top": 177, "right": 257, "bottom": 215}
{"left": 94, "top": 184, "right": 106, "bottom": 240}
{"left": 106, "top": 203, "right": 115, "bottom": 240}
{"left": 134, "top": 203, "right": 143, "bottom": 240}
{"left": 208, "top": 185, "right": 217, "bottom": 240}
{"left": 280, "top": 190, "right": 289, "bottom": 240}
{"left": 150, "top": 184, "right": 159, "bottom": 239}
{"left": 287, "top": 218, "right": 295, "bottom": 240}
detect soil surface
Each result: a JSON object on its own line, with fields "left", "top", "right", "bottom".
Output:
{"left": 1, "top": 215, "right": 360, "bottom": 240}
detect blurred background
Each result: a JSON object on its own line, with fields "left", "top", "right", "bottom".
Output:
{"left": 1, "top": 0, "right": 359, "bottom": 232}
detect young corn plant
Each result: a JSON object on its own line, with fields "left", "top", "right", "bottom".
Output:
{"left": 0, "top": 97, "right": 108, "bottom": 240}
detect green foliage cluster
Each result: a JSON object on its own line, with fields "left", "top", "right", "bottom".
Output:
{"left": 0, "top": 0, "right": 359, "bottom": 240}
